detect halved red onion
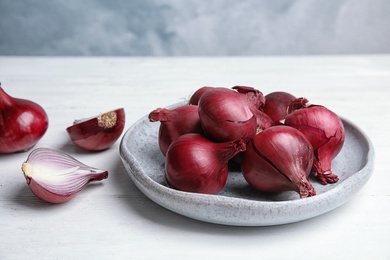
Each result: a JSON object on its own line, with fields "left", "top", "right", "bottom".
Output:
{"left": 0, "top": 86, "right": 48, "bottom": 153}
{"left": 21, "top": 148, "right": 108, "bottom": 203}
{"left": 66, "top": 108, "right": 125, "bottom": 151}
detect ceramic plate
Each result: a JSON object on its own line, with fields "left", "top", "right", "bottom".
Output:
{"left": 119, "top": 102, "right": 374, "bottom": 226}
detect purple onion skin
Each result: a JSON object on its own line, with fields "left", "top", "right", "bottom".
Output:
{"left": 165, "top": 133, "right": 246, "bottom": 194}
{"left": 241, "top": 125, "right": 316, "bottom": 198}
{"left": 263, "top": 91, "right": 297, "bottom": 125}
{"left": 232, "top": 86, "right": 265, "bottom": 109}
{"left": 149, "top": 105, "right": 203, "bottom": 156}
{"left": 22, "top": 148, "right": 108, "bottom": 203}
{"left": 263, "top": 91, "right": 309, "bottom": 125}
{"left": 66, "top": 108, "right": 125, "bottom": 151}
{"left": 251, "top": 109, "right": 274, "bottom": 132}
{"left": 0, "top": 87, "right": 48, "bottom": 153}
{"left": 198, "top": 87, "right": 259, "bottom": 143}
{"left": 284, "top": 105, "right": 344, "bottom": 184}
{"left": 188, "top": 86, "right": 214, "bottom": 105}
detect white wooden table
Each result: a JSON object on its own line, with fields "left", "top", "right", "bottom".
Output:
{"left": 1, "top": 55, "right": 389, "bottom": 259}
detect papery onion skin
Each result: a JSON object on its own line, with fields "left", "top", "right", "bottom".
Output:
{"left": 200, "top": 113, "right": 257, "bottom": 144}
{"left": 22, "top": 148, "right": 108, "bottom": 203}
{"left": 165, "top": 133, "right": 246, "bottom": 194}
{"left": 66, "top": 108, "right": 125, "bottom": 151}
{"left": 251, "top": 108, "right": 274, "bottom": 132}
{"left": 149, "top": 105, "right": 203, "bottom": 156}
{"left": 232, "top": 86, "right": 266, "bottom": 109}
{"left": 232, "top": 86, "right": 274, "bottom": 132}
{"left": 284, "top": 105, "right": 344, "bottom": 184}
{"left": 263, "top": 91, "right": 308, "bottom": 125}
{"left": 198, "top": 87, "right": 260, "bottom": 143}
{"left": 0, "top": 86, "right": 48, "bottom": 153}
{"left": 241, "top": 125, "right": 316, "bottom": 198}
{"left": 188, "top": 86, "right": 214, "bottom": 105}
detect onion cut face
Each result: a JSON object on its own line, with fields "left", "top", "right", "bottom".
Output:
{"left": 188, "top": 86, "right": 214, "bottom": 105}
{"left": 285, "top": 105, "right": 345, "bottom": 184}
{"left": 22, "top": 148, "right": 108, "bottom": 203}
{"left": 241, "top": 126, "right": 316, "bottom": 198}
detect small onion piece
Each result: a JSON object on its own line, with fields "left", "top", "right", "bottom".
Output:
{"left": 165, "top": 133, "right": 246, "bottom": 194}
{"left": 21, "top": 148, "right": 108, "bottom": 203}
{"left": 66, "top": 108, "right": 125, "bottom": 151}
{"left": 241, "top": 125, "right": 316, "bottom": 198}
{"left": 285, "top": 105, "right": 345, "bottom": 184}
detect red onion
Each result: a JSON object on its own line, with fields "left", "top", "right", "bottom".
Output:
{"left": 284, "top": 105, "right": 344, "bottom": 184}
{"left": 165, "top": 133, "right": 246, "bottom": 194}
{"left": 21, "top": 148, "right": 108, "bottom": 203}
{"left": 149, "top": 105, "right": 203, "bottom": 156}
{"left": 66, "top": 108, "right": 125, "bottom": 151}
{"left": 188, "top": 86, "right": 214, "bottom": 105}
{"left": 0, "top": 86, "right": 48, "bottom": 153}
{"left": 241, "top": 126, "right": 316, "bottom": 198}
{"left": 263, "top": 91, "right": 308, "bottom": 125}
{"left": 198, "top": 86, "right": 265, "bottom": 143}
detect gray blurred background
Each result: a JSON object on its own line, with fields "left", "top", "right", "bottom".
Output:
{"left": 1, "top": 0, "right": 389, "bottom": 56}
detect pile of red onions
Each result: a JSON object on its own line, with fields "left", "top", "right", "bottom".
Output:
{"left": 150, "top": 86, "right": 345, "bottom": 198}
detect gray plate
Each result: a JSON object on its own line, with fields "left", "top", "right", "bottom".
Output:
{"left": 119, "top": 102, "right": 374, "bottom": 226}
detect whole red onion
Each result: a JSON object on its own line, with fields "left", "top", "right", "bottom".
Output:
{"left": 284, "top": 105, "right": 344, "bottom": 184}
{"left": 165, "top": 133, "right": 246, "bottom": 194}
{"left": 0, "top": 86, "right": 48, "bottom": 153}
{"left": 149, "top": 105, "right": 203, "bottom": 156}
{"left": 241, "top": 125, "right": 316, "bottom": 198}
{"left": 198, "top": 87, "right": 264, "bottom": 143}
{"left": 263, "top": 91, "right": 308, "bottom": 125}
